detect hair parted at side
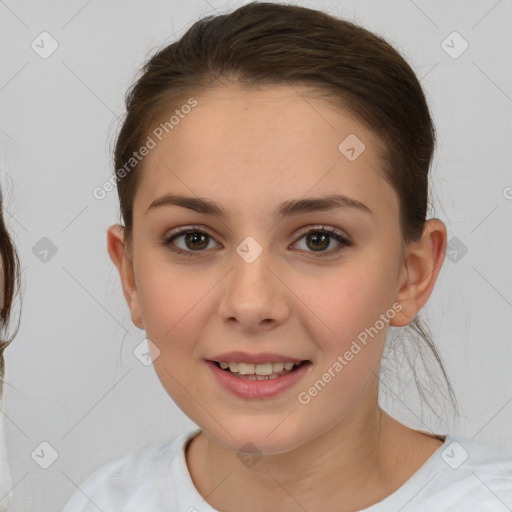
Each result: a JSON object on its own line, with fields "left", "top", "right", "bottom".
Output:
{"left": 112, "top": 1, "right": 457, "bottom": 417}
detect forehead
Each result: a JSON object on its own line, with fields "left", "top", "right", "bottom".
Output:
{"left": 134, "top": 84, "right": 399, "bottom": 224}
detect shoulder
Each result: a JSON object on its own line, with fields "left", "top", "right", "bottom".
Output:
{"left": 442, "top": 435, "right": 512, "bottom": 477}
{"left": 367, "top": 434, "right": 512, "bottom": 512}
{"left": 415, "top": 436, "right": 512, "bottom": 510}
{"left": 62, "top": 429, "right": 199, "bottom": 512}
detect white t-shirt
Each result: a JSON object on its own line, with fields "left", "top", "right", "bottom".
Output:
{"left": 0, "top": 394, "right": 13, "bottom": 512}
{"left": 62, "top": 429, "right": 512, "bottom": 511}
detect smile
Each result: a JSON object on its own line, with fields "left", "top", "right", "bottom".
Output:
{"left": 215, "top": 361, "right": 300, "bottom": 380}
{"left": 206, "top": 360, "right": 311, "bottom": 399}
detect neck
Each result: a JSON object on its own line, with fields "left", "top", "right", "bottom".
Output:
{"left": 186, "top": 390, "right": 411, "bottom": 511}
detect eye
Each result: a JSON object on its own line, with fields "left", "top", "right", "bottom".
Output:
{"left": 161, "top": 225, "right": 352, "bottom": 258}
{"left": 291, "top": 226, "right": 352, "bottom": 258}
{"left": 162, "top": 226, "right": 219, "bottom": 257}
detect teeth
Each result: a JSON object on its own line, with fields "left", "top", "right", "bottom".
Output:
{"left": 273, "top": 362, "right": 284, "bottom": 372}
{"left": 255, "top": 363, "right": 273, "bottom": 375}
{"left": 217, "top": 360, "right": 301, "bottom": 376}
{"left": 238, "top": 362, "right": 255, "bottom": 375}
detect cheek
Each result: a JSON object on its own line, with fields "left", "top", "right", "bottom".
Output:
{"left": 134, "top": 256, "right": 217, "bottom": 399}
{"left": 307, "top": 261, "right": 399, "bottom": 347}
{"left": 294, "top": 266, "right": 396, "bottom": 419}
{"left": 134, "top": 251, "right": 212, "bottom": 340}
{"left": 299, "top": 260, "right": 399, "bottom": 406}
{"left": 139, "top": 263, "right": 209, "bottom": 416}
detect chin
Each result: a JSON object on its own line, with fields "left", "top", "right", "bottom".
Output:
{"left": 201, "top": 415, "right": 312, "bottom": 456}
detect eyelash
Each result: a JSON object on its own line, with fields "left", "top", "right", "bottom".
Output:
{"left": 161, "top": 225, "right": 353, "bottom": 258}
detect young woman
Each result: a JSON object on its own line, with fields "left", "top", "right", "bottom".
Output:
{"left": 0, "top": 187, "right": 21, "bottom": 511}
{"left": 64, "top": 3, "right": 512, "bottom": 511}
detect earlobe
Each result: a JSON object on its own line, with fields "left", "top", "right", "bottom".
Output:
{"left": 390, "top": 219, "right": 447, "bottom": 327}
{"left": 128, "top": 289, "right": 144, "bottom": 330}
{"left": 106, "top": 225, "right": 144, "bottom": 330}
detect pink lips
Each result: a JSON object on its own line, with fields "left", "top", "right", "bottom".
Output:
{"left": 206, "top": 359, "right": 311, "bottom": 399}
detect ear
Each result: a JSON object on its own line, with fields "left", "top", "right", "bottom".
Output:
{"left": 390, "top": 219, "right": 447, "bottom": 327}
{"left": 107, "top": 224, "right": 144, "bottom": 329}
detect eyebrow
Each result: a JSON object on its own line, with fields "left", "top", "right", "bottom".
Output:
{"left": 146, "top": 193, "right": 372, "bottom": 219}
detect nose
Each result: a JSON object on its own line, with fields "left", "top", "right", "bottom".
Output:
{"left": 217, "top": 245, "right": 290, "bottom": 333}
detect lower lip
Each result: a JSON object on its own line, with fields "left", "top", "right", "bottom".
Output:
{"left": 206, "top": 361, "right": 311, "bottom": 399}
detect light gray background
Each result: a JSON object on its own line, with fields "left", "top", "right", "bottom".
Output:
{"left": 1, "top": 0, "right": 511, "bottom": 510}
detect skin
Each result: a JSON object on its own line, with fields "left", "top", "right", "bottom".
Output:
{"left": 107, "top": 83, "right": 447, "bottom": 511}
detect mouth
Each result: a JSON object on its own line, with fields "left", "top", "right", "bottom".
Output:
{"left": 209, "top": 360, "right": 309, "bottom": 380}
{"left": 205, "top": 358, "right": 312, "bottom": 399}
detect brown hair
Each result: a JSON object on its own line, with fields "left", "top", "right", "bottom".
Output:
{"left": 113, "top": 2, "right": 457, "bottom": 415}
{"left": 0, "top": 189, "right": 21, "bottom": 395}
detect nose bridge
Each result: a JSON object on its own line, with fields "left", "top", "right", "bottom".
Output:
{"left": 231, "top": 238, "right": 275, "bottom": 304}
{"left": 219, "top": 236, "right": 288, "bottom": 328}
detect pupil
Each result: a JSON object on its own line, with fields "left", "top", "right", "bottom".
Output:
{"left": 308, "top": 233, "right": 329, "bottom": 251}
{"left": 186, "top": 232, "right": 208, "bottom": 250}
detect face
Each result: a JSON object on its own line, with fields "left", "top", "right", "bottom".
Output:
{"left": 113, "top": 84, "right": 411, "bottom": 455}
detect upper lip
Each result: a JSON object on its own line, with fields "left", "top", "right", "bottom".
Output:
{"left": 207, "top": 351, "right": 308, "bottom": 365}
